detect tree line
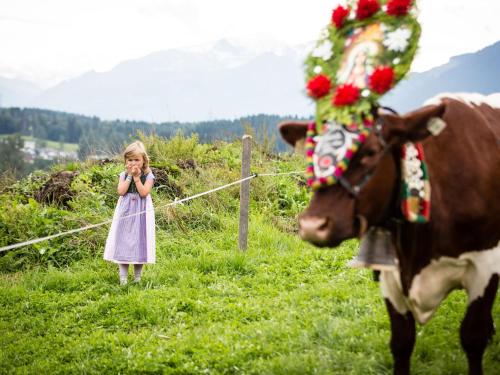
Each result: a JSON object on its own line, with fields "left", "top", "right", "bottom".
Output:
{"left": 0, "top": 107, "right": 304, "bottom": 160}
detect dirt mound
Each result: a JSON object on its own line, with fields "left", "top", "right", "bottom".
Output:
{"left": 35, "top": 171, "right": 78, "bottom": 207}
{"left": 177, "top": 159, "right": 197, "bottom": 170}
{"left": 150, "top": 167, "right": 183, "bottom": 199}
{"left": 97, "top": 158, "right": 115, "bottom": 166}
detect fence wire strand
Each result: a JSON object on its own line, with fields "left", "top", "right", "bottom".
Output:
{"left": 0, "top": 171, "right": 302, "bottom": 253}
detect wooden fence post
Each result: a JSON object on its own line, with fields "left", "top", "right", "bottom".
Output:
{"left": 238, "top": 135, "right": 252, "bottom": 251}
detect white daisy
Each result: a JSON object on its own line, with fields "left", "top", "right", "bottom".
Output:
{"left": 319, "top": 27, "right": 329, "bottom": 39}
{"left": 313, "top": 66, "right": 323, "bottom": 74}
{"left": 311, "top": 39, "right": 334, "bottom": 61}
{"left": 383, "top": 28, "right": 412, "bottom": 52}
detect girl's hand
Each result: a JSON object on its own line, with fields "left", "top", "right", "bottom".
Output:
{"left": 131, "top": 166, "right": 141, "bottom": 177}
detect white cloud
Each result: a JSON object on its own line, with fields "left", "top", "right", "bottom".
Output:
{"left": 1, "top": 0, "right": 499, "bottom": 86}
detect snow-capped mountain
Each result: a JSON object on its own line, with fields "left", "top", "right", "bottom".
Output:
{"left": 1, "top": 39, "right": 499, "bottom": 122}
{"left": 13, "top": 38, "right": 312, "bottom": 122}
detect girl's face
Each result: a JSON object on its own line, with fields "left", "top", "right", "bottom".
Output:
{"left": 126, "top": 154, "right": 144, "bottom": 170}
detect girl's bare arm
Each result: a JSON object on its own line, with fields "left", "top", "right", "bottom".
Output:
{"left": 117, "top": 174, "right": 132, "bottom": 196}
{"left": 133, "top": 177, "right": 154, "bottom": 197}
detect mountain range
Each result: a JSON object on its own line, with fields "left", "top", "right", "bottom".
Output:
{"left": 1, "top": 39, "right": 499, "bottom": 122}
{"left": 381, "top": 41, "right": 500, "bottom": 112}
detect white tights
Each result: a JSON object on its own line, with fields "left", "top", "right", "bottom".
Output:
{"left": 119, "top": 264, "right": 143, "bottom": 284}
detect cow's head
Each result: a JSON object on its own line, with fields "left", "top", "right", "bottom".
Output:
{"left": 280, "top": 104, "right": 445, "bottom": 248}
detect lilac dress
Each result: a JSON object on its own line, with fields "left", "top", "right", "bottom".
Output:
{"left": 104, "top": 172, "right": 156, "bottom": 264}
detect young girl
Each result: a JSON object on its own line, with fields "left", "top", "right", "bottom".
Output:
{"left": 104, "top": 141, "right": 156, "bottom": 284}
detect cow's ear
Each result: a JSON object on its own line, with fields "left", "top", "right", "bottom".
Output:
{"left": 278, "top": 121, "right": 310, "bottom": 147}
{"left": 383, "top": 103, "right": 446, "bottom": 145}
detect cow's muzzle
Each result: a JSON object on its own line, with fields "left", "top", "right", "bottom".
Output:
{"left": 298, "top": 215, "right": 335, "bottom": 247}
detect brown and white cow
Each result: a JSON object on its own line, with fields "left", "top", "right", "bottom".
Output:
{"left": 279, "top": 94, "right": 500, "bottom": 375}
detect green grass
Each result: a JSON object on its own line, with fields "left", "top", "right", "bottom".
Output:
{"left": 1, "top": 134, "right": 499, "bottom": 374}
{"left": 0, "top": 134, "right": 79, "bottom": 152}
{"left": 1, "top": 212, "right": 499, "bottom": 374}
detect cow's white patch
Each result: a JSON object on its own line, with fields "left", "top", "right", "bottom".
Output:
{"left": 423, "top": 92, "right": 500, "bottom": 109}
{"left": 380, "top": 241, "right": 500, "bottom": 324}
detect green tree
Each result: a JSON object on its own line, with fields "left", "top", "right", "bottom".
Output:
{"left": 0, "top": 134, "right": 26, "bottom": 176}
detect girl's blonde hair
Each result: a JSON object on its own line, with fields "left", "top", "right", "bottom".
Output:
{"left": 123, "top": 141, "right": 151, "bottom": 173}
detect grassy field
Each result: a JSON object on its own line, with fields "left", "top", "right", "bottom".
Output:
{"left": 1, "top": 134, "right": 499, "bottom": 374}
{"left": 0, "top": 134, "right": 79, "bottom": 152}
{"left": 1, "top": 214, "right": 499, "bottom": 374}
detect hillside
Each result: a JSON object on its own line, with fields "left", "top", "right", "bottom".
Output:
{"left": 1, "top": 134, "right": 499, "bottom": 373}
{"left": 0, "top": 76, "right": 42, "bottom": 107}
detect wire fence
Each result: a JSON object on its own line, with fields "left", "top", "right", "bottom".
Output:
{"left": 0, "top": 170, "right": 304, "bottom": 253}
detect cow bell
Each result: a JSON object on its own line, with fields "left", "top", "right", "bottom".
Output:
{"left": 349, "top": 227, "right": 398, "bottom": 271}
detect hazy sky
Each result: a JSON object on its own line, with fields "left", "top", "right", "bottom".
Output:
{"left": 1, "top": 0, "right": 499, "bottom": 87}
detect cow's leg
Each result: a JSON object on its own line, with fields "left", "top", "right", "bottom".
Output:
{"left": 460, "top": 274, "right": 499, "bottom": 375}
{"left": 385, "top": 299, "right": 416, "bottom": 375}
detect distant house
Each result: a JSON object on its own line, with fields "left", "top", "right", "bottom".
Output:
{"left": 21, "top": 140, "right": 36, "bottom": 163}
{"left": 21, "top": 139, "right": 78, "bottom": 163}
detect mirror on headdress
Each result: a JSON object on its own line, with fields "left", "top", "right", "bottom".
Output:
{"left": 313, "top": 121, "right": 363, "bottom": 179}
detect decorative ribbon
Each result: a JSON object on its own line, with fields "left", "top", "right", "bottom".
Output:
{"left": 401, "top": 142, "right": 431, "bottom": 223}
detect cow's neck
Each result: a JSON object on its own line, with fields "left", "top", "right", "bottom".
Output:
{"left": 383, "top": 101, "right": 500, "bottom": 291}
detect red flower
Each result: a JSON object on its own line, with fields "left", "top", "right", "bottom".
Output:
{"left": 307, "top": 74, "right": 332, "bottom": 99}
{"left": 333, "top": 84, "right": 360, "bottom": 106}
{"left": 386, "top": 0, "right": 413, "bottom": 16}
{"left": 331, "top": 5, "right": 350, "bottom": 29}
{"left": 368, "top": 66, "right": 395, "bottom": 94}
{"left": 355, "top": 0, "right": 380, "bottom": 20}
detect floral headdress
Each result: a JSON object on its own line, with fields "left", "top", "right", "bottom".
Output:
{"left": 304, "top": 0, "right": 420, "bottom": 189}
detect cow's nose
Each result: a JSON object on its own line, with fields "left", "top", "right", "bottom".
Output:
{"left": 299, "top": 215, "right": 330, "bottom": 245}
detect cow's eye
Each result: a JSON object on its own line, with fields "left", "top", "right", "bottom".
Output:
{"left": 364, "top": 149, "right": 376, "bottom": 157}
{"left": 360, "top": 148, "right": 378, "bottom": 166}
